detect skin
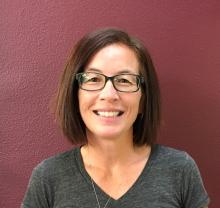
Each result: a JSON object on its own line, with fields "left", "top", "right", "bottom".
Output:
{"left": 78, "top": 43, "right": 151, "bottom": 199}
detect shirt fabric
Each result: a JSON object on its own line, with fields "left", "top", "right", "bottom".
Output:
{"left": 21, "top": 144, "right": 210, "bottom": 208}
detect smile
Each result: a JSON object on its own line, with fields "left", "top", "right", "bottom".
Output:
{"left": 93, "top": 110, "right": 124, "bottom": 117}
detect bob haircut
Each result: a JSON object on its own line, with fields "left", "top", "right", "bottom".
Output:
{"left": 54, "top": 28, "right": 161, "bottom": 146}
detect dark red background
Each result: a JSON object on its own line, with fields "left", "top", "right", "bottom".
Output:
{"left": 1, "top": 1, "right": 219, "bottom": 207}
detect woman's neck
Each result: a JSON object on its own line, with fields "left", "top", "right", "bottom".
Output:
{"left": 81, "top": 134, "right": 150, "bottom": 171}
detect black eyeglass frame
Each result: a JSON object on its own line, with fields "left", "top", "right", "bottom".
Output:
{"left": 75, "top": 72, "right": 145, "bottom": 93}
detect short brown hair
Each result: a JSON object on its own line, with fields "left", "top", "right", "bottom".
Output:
{"left": 54, "top": 28, "right": 161, "bottom": 146}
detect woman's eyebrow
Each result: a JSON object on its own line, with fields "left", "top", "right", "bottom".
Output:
{"left": 117, "top": 69, "right": 134, "bottom": 74}
{"left": 85, "top": 68, "right": 102, "bottom": 73}
{"left": 85, "top": 67, "right": 135, "bottom": 74}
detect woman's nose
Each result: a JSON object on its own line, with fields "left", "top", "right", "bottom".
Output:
{"left": 99, "top": 80, "right": 119, "bottom": 101}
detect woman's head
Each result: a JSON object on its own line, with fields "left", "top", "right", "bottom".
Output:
{"left": 54, "top": 28, "right": 161, "bottom": 146}
{"left": 78, "top": 43, "right": 142, "bottom": 142}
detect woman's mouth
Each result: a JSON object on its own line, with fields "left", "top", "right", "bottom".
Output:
{"left": 93, "top": 110, "right": 124, "bottom": 117}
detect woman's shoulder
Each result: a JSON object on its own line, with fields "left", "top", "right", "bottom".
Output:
{"left": 153, "top": 144, "right": 197, "bottom": 169}
{"left": 31, "top": 146, "right": 80, "bottom": 180}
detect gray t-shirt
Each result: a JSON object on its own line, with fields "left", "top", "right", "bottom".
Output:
{"left": 21, "top": 144, "right": 209, "bottom": 208}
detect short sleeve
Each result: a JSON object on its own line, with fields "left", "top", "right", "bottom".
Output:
{"left": 181, "top": 153, "right": 210, "bottom": 208}
{"left": 21, "top": 164, "right": 51, "bottom": 208}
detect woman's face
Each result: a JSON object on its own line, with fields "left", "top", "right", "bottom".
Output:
{"left": 78, "top": 43, "right": 142, "bottom": 140}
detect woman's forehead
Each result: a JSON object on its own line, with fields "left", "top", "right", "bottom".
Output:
{"left": 85, "top": 44, "right": 140, "bottom": 75}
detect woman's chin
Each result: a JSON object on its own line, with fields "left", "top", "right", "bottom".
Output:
{"left": 86, "top": 127, "right": 132, "bottom": 141}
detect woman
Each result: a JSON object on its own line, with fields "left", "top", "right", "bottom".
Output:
{"left": 22, "top": 28, "right": 209, "bottom": 208}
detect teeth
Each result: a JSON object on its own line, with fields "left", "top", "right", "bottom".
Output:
{"left": 96, "top": 111, "right": 120, "bottom": 117}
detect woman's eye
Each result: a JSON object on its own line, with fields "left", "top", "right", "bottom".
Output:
{"left": 116, "top": 78, "right": 131, "bottom": 84}
{"left": 85, "top": 77, "right": 101, "bottom": 83}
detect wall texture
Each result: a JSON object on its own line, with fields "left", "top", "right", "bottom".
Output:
{"left": 1, "top": 1, "right": 219, "bottom": 207}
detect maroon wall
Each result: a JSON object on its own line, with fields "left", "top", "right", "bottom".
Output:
{"left": 1, "top": 1, "right": 219, "bottom": 207}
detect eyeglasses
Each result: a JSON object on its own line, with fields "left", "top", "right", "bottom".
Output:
{"left": 75, "top": 72, "right": 144, "bottom": 92}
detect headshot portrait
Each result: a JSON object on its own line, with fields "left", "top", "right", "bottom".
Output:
{"left": 1, "top": 1, "right": 219, "bottom": 208}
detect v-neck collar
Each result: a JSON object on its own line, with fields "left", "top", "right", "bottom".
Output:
{"left": 74, "top": 144, "right": 159, "bottom": 204}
